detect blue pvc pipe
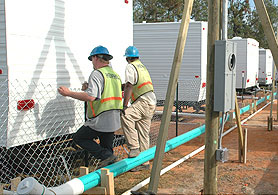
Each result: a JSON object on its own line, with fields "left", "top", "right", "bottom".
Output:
{"left": 79, "top": 124, "right": 205, "bottom": 191}
{"left": 79, "top": 93, "right": 275, "bottom": 192}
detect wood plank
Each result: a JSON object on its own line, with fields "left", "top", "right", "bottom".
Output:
{"left": 11, "top": 177, "right": 21, "bottom": 192}
{"left": 254, "top": 0, "right": 278, "bottom": 68}
{"left": 243, "top": 128, "right": 248, "bottom": 164}
{"left": 148, "top": 0, "right": 195, "bottom": 193}
{"left": 101, "top": 168, "right": 114, "bottom": 195}
{"left": 83, "top": 187, "right": 106, "bottom": 195}
{"left": 79, "top": 166, "right": 89, "bottom": 176}
{"left": 0, "top": 184, "right": 3, "bottom": 195}
{"left": 235, "top": 94, "right": 244, "bottom": 162}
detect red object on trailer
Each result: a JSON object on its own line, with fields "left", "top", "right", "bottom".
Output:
{"left": 17, "top": 99, "right": 35, "bottom": 111}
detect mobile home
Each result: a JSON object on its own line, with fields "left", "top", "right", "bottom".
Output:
{"left": 229, "top": 38, "right": 259, "bottom": 89}
{"left": 0, "top": 0, "right": 133, "bottom": 148}
{"left": 258, "top": 49, "right": 273, "bottom": 85}
{"left": 134, "top": 21, "right": 207, "bottom": 109}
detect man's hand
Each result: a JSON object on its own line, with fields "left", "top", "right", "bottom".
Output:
{"left": 121, "top": 105, "right": 128, "bottom": 115}
{"left": 82, "top": 82, "right": 88, "bottom": 91}
{"left": 58, "top": 86, "right": 71, "bottom": 96}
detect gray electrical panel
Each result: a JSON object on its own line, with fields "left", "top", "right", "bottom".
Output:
{"left": 214, "top": 40, "right": 237, "bottom": 112}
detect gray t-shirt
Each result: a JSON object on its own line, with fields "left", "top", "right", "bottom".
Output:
{"left": 84, "top": 69, "right": 121, "bottom": 132}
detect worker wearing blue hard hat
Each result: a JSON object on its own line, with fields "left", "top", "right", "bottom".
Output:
{"left": 58, "top": 45, "right": 122, "bottom": 168}
{"left": 88, "top": 45, "right": 113, "bottom": 61}
{"left": 121, "top": 46, "right": 157, "bottom": 172}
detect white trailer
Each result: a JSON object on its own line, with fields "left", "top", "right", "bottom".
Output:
{"left": 258, "top": 49, "right": 273, "bottom": 85}
{"left": 134, "top": 21, "right": 207, "bottom": 109}
{"left": 229, "top": 38, "right": 259, "bottom": 89}
{"left": 0, "top": 0, "right": 133, "bottom": 148}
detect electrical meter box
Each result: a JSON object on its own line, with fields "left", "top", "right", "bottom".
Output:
{"left": 214, "top": 40, "right": 237, "bottom": 112}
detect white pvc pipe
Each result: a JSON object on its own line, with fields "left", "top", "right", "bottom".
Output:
{"left": 123, "top": 100, "right": 272, "bottom": 194}
{"left": 17, "top": 177, "right": 84, "bottom": 195}
{"left": 155, "top": 111, "right": 205, "bottom": 118}
{"left": 237, "top": 96, "right": 259, "bottom": 100}
{"left": 223, "top": 100, "right": 272, "bottom": 136}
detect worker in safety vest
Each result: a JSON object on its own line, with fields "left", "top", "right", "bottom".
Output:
{"left": 121, "top": 46, "right": 156, "bottom": 172}
{"left": 58, "top": 45, "right": 122, "bottom": 167}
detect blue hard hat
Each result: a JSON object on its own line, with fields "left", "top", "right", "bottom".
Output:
{"left": 124, "top": 46, "right": 140, "bottom": 57}
{"left": 88, "top": 45, "right": 113, "bottom": 61}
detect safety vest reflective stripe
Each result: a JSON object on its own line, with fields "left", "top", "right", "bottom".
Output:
{"left": 138, "top": 81, "right": 153, "bottom": 89}
{"left": 89, "top": 102, "right": 96, "bottom": 117}
{"left": 100, "top": 96, "right": 122, "bottom": 103}
{"left": 131, "top": 93, "right": 135, "bottom": 101}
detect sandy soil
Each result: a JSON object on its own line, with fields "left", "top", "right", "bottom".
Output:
{"left": 113, "top": 96, "right": 278, "bottom": 194}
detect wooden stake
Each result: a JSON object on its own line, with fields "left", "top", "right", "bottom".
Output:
{"left": 204, "top": 1, "right": 221, "bottom": 194}
{"left": 0, "top": 184, "right": 3, "bottom": 195}
{"left": 11, "top": 177, "right": 21, "bottom": 192}
{"left": 148, "top": 0, "right": 194, "bottom": 193}
{"left": 79, "top": 166, "right": 89, "bottom": 176}
{"left": 235, "top": 94, "right": 244, "bottom": 162}
{"left": 243, "top": 128, "right": 248, "bottom": 164}
{"left": 268, "top": 116, "right": 273, "bottom": 131}
{"left": 81, "top": 167, "right": 113, "bottom": 195}
{"left": 101, "top": 169, "right": 114, "bottom": 195}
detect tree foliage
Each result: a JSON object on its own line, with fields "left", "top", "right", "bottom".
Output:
{"left": 133, "top": 0, "right": 278, "bottom": 49}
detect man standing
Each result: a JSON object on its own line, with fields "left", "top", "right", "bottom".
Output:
{"left": 121, "top": 46, "right": 156, "bottom": 171}
{"left": 58, "top": 45, "right": 123, "bottom": 167}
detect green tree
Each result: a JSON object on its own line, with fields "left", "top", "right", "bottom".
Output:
{"left": 191, "top": 0, "right": 208, "bottom": 21}
{"left": 133, "top": 0, "right": 208, "bottom": 23}
{"left": 249, "top": 0, "right": 278, "bottom": 48}
{"left": 228, "top": 0, "right": 252, "bottom": 39}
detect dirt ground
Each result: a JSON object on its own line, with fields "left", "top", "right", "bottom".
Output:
{"left": 114, "top": 96, "right": 278, "bottom": 194}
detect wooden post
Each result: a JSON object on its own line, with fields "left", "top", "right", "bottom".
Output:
{"left": 249, "top": 102, "right": 253, "bottom": 114}
{"left": 148, "top": 0, "right": 194, "bottom": 193}
{"left": 0, "top": 184, "right": 3, "bottom": 195}
{"left": 101, "top": 169, "right": 114, "bottom": 195}
{"left": 79, "top": 166, "right": 89, "bottom": 176}
{"left": 243, "top": 128, "right": 248, "bottom": 164}
{"left": 81, "top": 167, "right": 110, "bottom": 195}
{"left": 254, "top": 1, "right": 278, "bottom": 68}
{"left": 228, "top": 111, "right": 234, "bottom": 127}
{"left": 11, "top": 177, "right": 21, "bottom": 192}
{"left": 235, "top": 94, "right": 244, "bottom": 162}
{"left": 203, "top": 1, "right": 221, "bottom": 194}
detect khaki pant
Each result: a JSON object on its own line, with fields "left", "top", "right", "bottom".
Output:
{"left": 121, "top": 98, "right": 156, "bottom": 152}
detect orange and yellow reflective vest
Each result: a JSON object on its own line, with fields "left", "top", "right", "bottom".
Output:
{"left": 87, "top": 66, "right": 123, "bottom": 118}
{"left": 130, "top": 60, "right": 154, "bottom": 104}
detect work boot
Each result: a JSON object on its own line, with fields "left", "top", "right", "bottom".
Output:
{"left": 98, "top": 154, "right": 117, "bottom": 168}
{"left": 130, "top": 164, "right": 150, "bottom": 172}
{"left": 128, "top": 148, "right": 140, "bottom": 158}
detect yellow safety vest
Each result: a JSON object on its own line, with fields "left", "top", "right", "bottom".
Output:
{"left": 131, "top": 60, "right": 154, "bottom": 103}
{"left": 87, "top": 66, "right": 123, "bottom": 118}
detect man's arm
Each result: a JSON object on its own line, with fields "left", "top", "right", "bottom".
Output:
{"left": 123, "top": 82, "right": 133, "bottom": 107}
{"left": 58, "top": 86, "right": 96, "bottom": 102}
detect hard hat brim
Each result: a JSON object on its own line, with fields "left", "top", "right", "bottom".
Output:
{"left": 88, "top": 54, "right": 113, "bottom": 61}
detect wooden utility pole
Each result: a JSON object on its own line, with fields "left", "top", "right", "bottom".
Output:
{"left": 148, "top": 0, "right": 194, "bottom": 193}
{"left": 204, "top": 1, "right": 221, "bottom": 194}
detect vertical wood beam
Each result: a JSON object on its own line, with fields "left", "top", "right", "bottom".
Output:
{"left": 254, "top": 0, "right": 278, "bottom": 68}
{"left": 235, "top": 95, "right": 244, "bottom": 162}
{"left": 148, "top": 0, "right": 194, "bottom": 193}
{"left": 204, "top": 1, "right": 221, "bottom": 194}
